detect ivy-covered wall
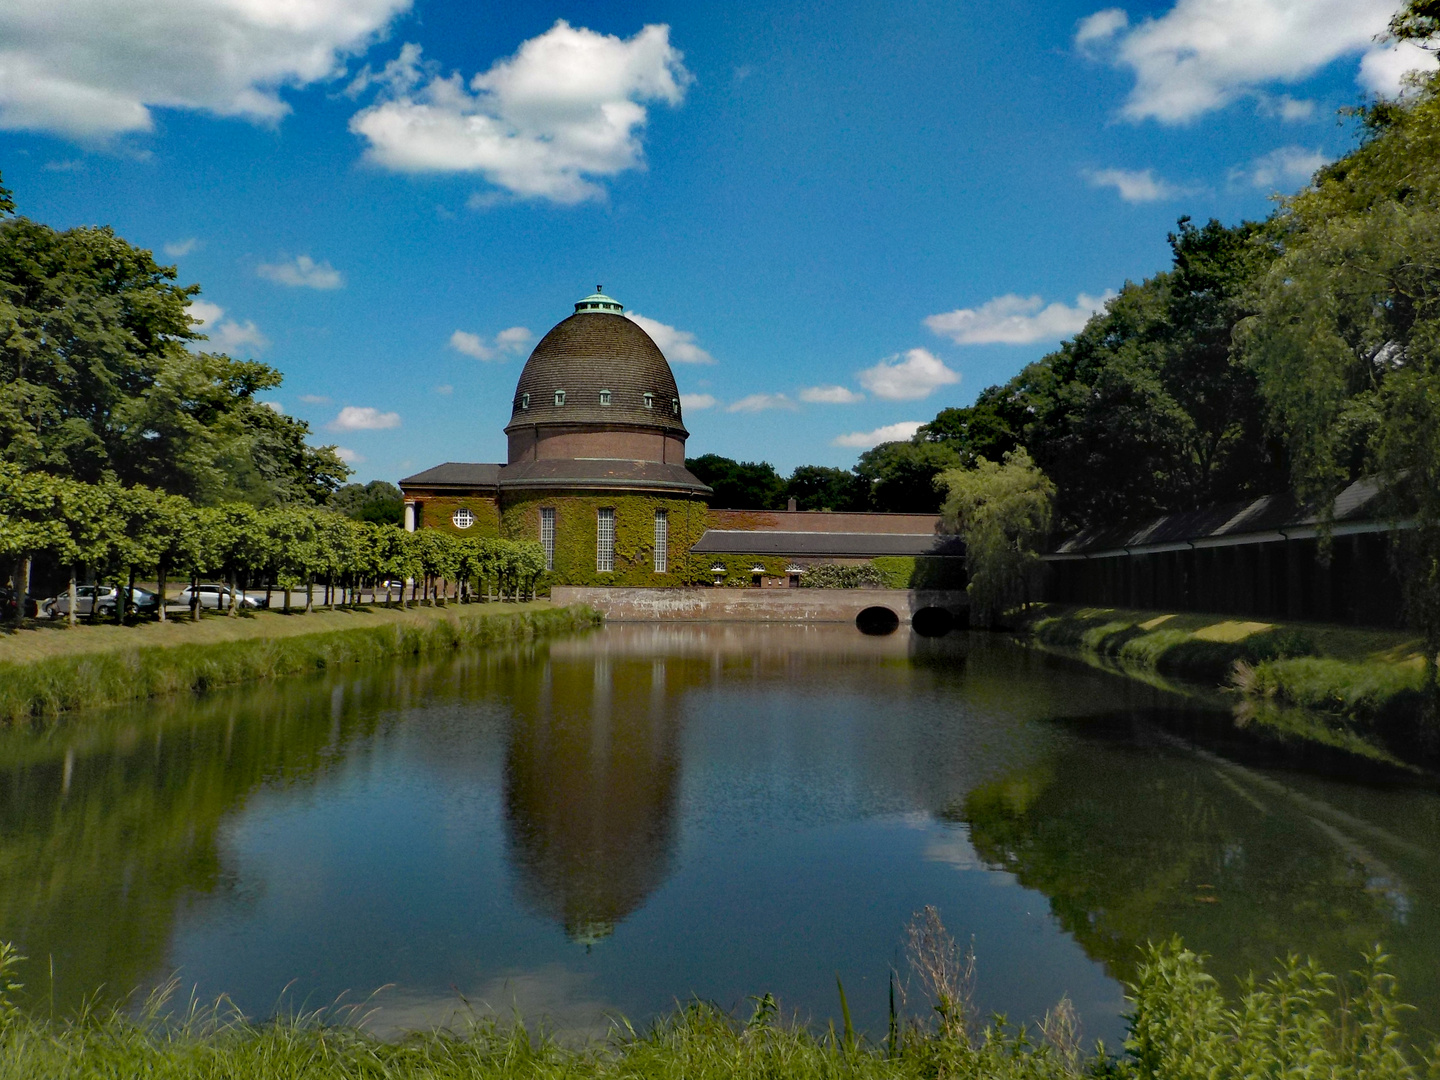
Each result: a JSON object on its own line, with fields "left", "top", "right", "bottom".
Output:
{"left": 500, "top": 492, "right": 710, "bottom": 587}
{"left": 870, "top": 556, "right": 968, "bottom": 589}
{"left": 416, "top": 495, "right": 502, "bottom": 537}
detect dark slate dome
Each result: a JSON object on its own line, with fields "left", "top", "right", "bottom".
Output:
{"left": 505, "top": 291, "right": 687, "bottom": 437}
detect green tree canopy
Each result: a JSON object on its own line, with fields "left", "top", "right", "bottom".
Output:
{"left": 783, "top": 465, "right": 869, "bottom": 511}
{"left": 938, "top": 449, "right": 1054, "bottom": 626}
{"left": 0, "top": 176, "right": 347, "bottom": 506}
{"left": 684, "top": 454, "right": 787, "bottom": 509}
{"left": 854, "top": 441, "right": 960, "bottom": 513}
{"left": 328, "top": 480, "right": 404, "bottom": 524}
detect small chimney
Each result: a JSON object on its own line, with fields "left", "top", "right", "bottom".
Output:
{"left": 787, "top": 497, "right": 797, "bottom": 512}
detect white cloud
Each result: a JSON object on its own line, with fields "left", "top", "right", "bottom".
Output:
{"left": 495, "top": 326, "right": 533, "bottom": 353}
{"left": 1257, "top": 93, "right": 1316, "bottom": 121}
{"left": 680, "top": 393, "right": 716, "bottom": 411}
{"left": 259, "top": 400, "right": 283, "bottom": 414}
{"left": 349, "top": 21, "right": 690, "bottom": 204}
{"left": 0, "top": 0, "right": 411, "bottom": 140}
{"left": 626, "top": 312, "right": 714, "bottom": 363}
{"left": 1233, "top": 145, "right": 1331, "bottom": 189}
{"left": 1075, "top": 8, "right": 1128, "bottom": 53}
{"left": 163, "top": 237, "right": 198, "bottom": 257}
{"left": 334, "top": 446, "right": 364, "bottom": 465}
{"left": 1084, "top": 167, "right": 1179, "bottom": 203}
{"left": 449, "top": 326, "right": 531, "bottom": 360}
{"left": 857, "top": 349, "right": 959, "bottom": 401}
{"left": 449, "top": 329, "right": 494, "bottom": 360}
{"left": 186, "top": 298, "right": 268, "bottom": 355}
{"left": 210, "top": 319, "right": 270, "bottom": 355}
{"left": 330, "top": 406, "right": 400, "bottom": 431}
{"left": 726, "top": 393, "right": 796, "bottom": 413}
{"left": 800, "top": 384, "right": 864, "bottom": 404}
{"left": 186, "top": 298, "right": 224, "bottom": 328}
{"left": 1078, "top": 0, "right": 1436, "bottom": 124}
{"left": 299, "top": 393, "right": 332, "bottom": 405}
{"left": 832, "top": 421, "right": 924, "bottom": 449}
{"left": 257, "top": 255, "right": 344, "bottom": 290}
{"left": 1359, "top": 41, "right": 1437, "bottom": 96}
{"left": 925, "top": 292, "right": 1112, "bottom": 346}
{"left": 433, "top": 384, "right": 453, "bottom": 395}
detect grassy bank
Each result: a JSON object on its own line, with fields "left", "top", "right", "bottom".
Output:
{"left": 0, "top": 939, "right": 1430, "bottom": 1079}
{"left": 0, "top": 603, "right": 601, "bottom": 723}
{"left": 1014, "top": 604, "right": 1432, "bottom": 731}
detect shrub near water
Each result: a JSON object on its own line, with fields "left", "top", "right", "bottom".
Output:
{"left": 0, "top": 607, "right": 601, "bottom": 723}
{"left": 0, "top": 919, "right": 1435, "bottom": 1079}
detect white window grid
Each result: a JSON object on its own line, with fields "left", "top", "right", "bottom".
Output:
{"left": 540, "top": 507, "right": 555, "bottom": 570}
{"left": 653, "top": 509, "right": 668, "bottom": 574}
{"left": 452, "top": 507, "right": 474, "bottom": 529}
{"left": 596, "top": 508, "right": 615, "bottom": 573}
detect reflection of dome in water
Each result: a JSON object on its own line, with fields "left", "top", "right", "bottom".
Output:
{"left": 503, "top": 655, "right": 684, "bottom": 943}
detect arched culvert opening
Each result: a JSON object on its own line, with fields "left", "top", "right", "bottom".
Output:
{"left": 911, "top": 607, "right": 954, "bottom": 638}
{"left": 855, "top": 606, "right": 900, "bottom": 636}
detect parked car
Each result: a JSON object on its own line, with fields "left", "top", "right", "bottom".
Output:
{"left": 96, "top": 587, "right": 160, "bottom": 616}
{"left": 41, "top": 585, "right": 116, "bottom": 618}
{"left": 176, "top": 584, "right": 266, "bottom": 610}
{"left": 0, "top": 588, "right": 39, "bottom": 619}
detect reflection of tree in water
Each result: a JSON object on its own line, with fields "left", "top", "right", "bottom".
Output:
{"left": 954, "top": 717, "right": 1440, "bottom": 1031}
{"left": 0, "top": 654, "right": 514, "bottom": 1017}
{"left": 503, "top": 655, "right": 688, "bottom": 945}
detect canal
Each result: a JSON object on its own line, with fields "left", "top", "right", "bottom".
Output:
{"left": 1, "top": 623, "right": 1436, "bottom": 1046}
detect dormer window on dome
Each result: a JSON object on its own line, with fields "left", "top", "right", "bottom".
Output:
{"left": 554, "top": 390, "right": 565, "bottom": 406}
{"left": 644, "top": 392, "right": 654, "bottom": 409}
{"left": 520, "top": 393, "right": 529, "bottom": 410}
{"left": 599, "top": 390, "right": 611, "bottom": 405}
{"left": 574, "top": 286, "right": 624, "bottom": 314}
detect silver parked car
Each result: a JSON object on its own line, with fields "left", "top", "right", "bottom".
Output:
{"left": 176, "top": 584, "right": 267, "bottom": 610}
{"left": 41, "top": 585, "right": 116, "bottom": 618}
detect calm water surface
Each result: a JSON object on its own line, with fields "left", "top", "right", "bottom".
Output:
{"left": 2, "top": 624, "right": 1438, "bottom": 1045}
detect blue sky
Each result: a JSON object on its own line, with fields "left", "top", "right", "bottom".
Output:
{"left": 1, "top": 0, "right": 1432, "bottom": 481}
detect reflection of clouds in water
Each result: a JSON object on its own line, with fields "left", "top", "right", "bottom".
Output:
{"left": 922, "top": 825, "right": 986, "bottom": 873}
{"left": 360, "top": 965, "right": 616, "bottom": 1043}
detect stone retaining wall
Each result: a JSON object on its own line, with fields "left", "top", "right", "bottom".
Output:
{"left": 550, "top": 586, "right": 967, "bottom": 623}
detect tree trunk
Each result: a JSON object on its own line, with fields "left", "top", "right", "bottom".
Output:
{"left": 125, "top": 567, "right": 136, "bottom": 623}
{"left": 68, "top": 566, "right": 78, "bottom": 628}
{"left": 327, "top": 576, "right": 336, "bottom": 611}
{"left": 283, "top": 581, "right": 292, "bottom": 615}
{"left": 157, "top": 563, "right": 167, "bottom": 623}
{"left": 265, "top": 579, "right": 273, "bottom": 610}
{"left": 227, "top": 570, "right": 237, "bottom": 616}
{"left": 305, "top": 579, "right": 314, "bottom": 614}
{"left": 191, "top": 572, "right": 201, "bottom": 622}
{"left": 12, "top": 555, "right": 29, "bottom": 624}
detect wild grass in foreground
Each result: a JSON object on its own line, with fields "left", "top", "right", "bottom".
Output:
{"left": 0, "top": 914, "right": 1435, "bottom": 1079}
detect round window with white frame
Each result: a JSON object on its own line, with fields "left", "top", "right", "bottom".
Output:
{"left": 452, "top": 507, "right": 475, "bottom": 529}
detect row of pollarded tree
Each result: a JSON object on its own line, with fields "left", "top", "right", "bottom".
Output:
{"left": 0, "top": 465, "right": 546, "bottom": 624}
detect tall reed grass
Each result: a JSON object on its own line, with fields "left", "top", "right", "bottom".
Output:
{"left": 0, "top": 606, "right": 601, "bottom": 723}
{"left": 0, "top": 928, "right": 1433, "bottom": 1079}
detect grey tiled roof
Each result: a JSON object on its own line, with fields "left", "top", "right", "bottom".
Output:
{"left": 505, "top": 313, "right": 688, "bottom": 436}
{"left": 691, "top": 530, "right": 965, "bottom": 557}
{"left": 500, "top": 459, "right": 711, "bottom": 494}
{"left": 1049, "top": 476, "right": 1389, "bottom": 557}
{"left": 401, "top": 459, "right": 710, "bottom": 495}
{"left": 398, "top": 462, "right": 502, "bottom": 488}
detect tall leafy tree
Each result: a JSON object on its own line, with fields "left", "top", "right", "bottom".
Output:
{"left": 854, "top": 441, "right": 960, "bottom": 513}
{"left": 938, "top": 450, "right": 1054, "bottom": 627}
{"left": 684, "top": 454, "right": 787, "bottom": 510}
{"left": 1240, "top": 65, "right": 1440, "bottom": 689}
{"left": 784, "top": 465, "right": 869, "bottom": 511}
{"left": 0, "top": 174, "right": 347, "bottom": 506}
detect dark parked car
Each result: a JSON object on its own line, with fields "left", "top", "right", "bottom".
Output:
{"left": 0, "top": 588, "right": 40, "bottom": 619}
{"left": 96, "top": 587, "right": 161, "bottom": 616}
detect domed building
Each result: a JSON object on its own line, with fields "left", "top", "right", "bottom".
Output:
{"left": 398, "top": 290, "right": 713, "bottom": 585}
